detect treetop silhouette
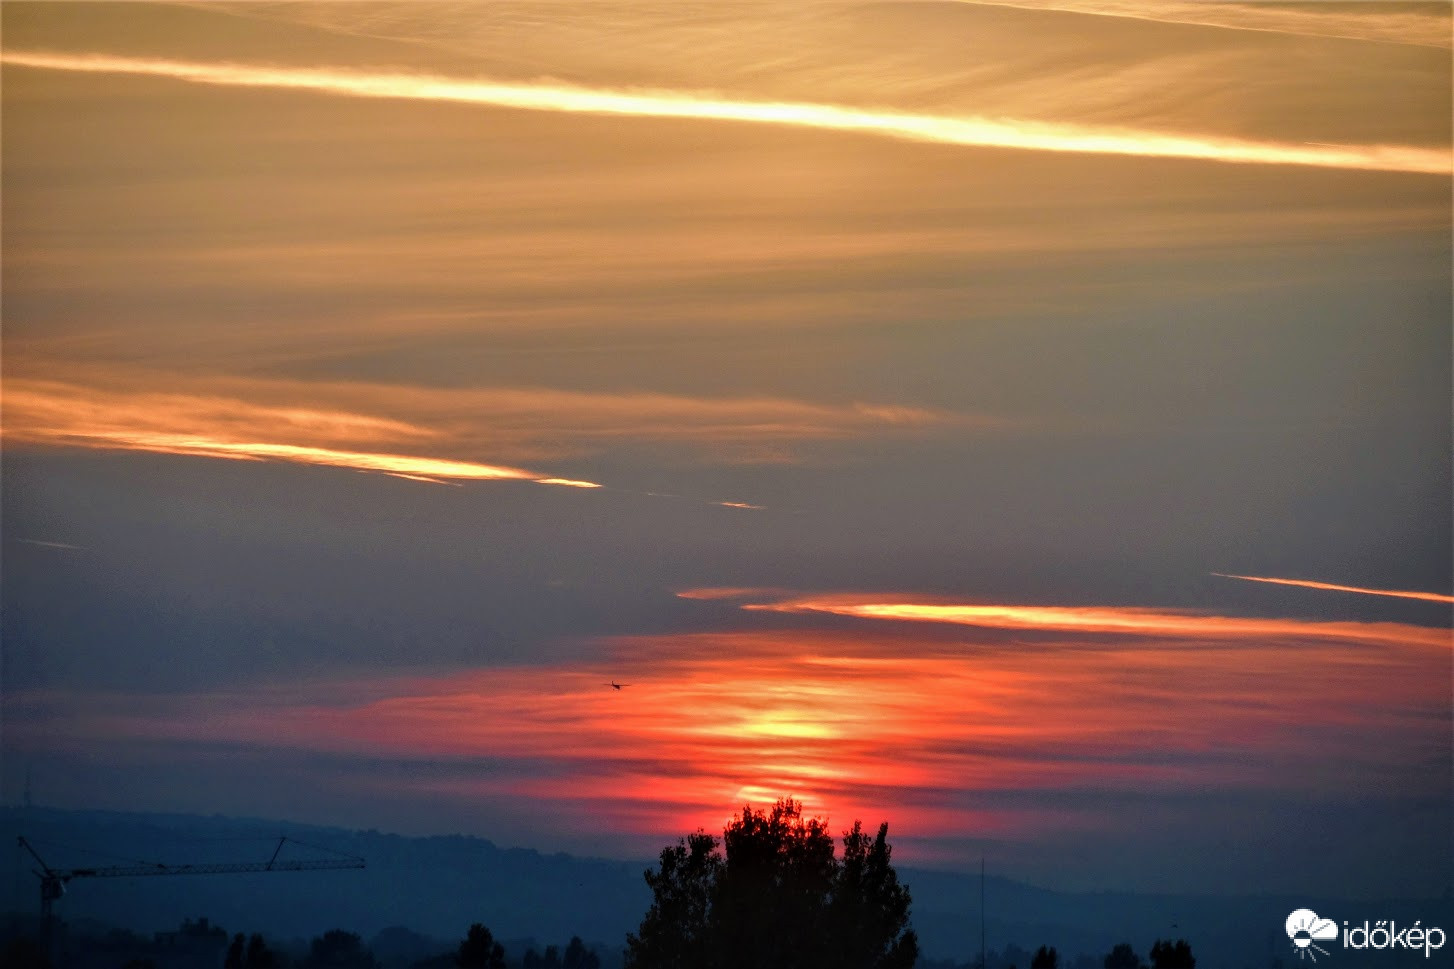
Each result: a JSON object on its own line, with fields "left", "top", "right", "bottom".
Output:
{"left": 1031, "top": 946, "right": 1058, "bottom": 969}
{"left": 1103, "top": 943, "right": 1142, "bottom": 969}
{"left": 626, "top": 797, "right": 918, "bottom": 969}
{"left": 456, "top": 924, "right": 505, "bottom": 969}
{"left": 1148, "top": 939, "right": 1195, "bottom": 969}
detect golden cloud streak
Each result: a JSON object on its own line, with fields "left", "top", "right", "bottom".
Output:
{"left": 731, "top": 595, "right": 1451, "bottom": 649}
{"left": 5, "top": 51, "right": 1448, "bottom": 175}
{"left": 954, "top": 0, "right": 1451, "bottom": 49}
{"left": 3, "top": 380, "right": 599, "bottom": 488}
{"left": 1212, "top": 573, "right": 1454, "bottom": 605}
{"left": 55, "top": 430, "right": 593, "bottom": 488}
{"left": 4, "top": 375, "right": 965, "bottom": 468}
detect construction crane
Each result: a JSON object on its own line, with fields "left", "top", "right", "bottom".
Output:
{"left": 17, "top": 834, "right": 365, "bottom": 957}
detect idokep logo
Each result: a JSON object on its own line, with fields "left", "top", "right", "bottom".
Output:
{"left": 1286, "top": 909, "right": 1449, "bottom": 961}
{"left": 1287, "top": 909, "right": 1339, "bottom": 962}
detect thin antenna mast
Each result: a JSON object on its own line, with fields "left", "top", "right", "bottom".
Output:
{"left": 981, "top": 856, "right": 986, "bottom": 969}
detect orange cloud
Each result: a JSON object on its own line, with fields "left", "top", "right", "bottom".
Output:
{"left": 1, "top": 379, "right": 596, "bottom": 488}
{"left": 3, "top": 376, "right": 969, "bottom": 471}
{"left": 676, "top": 588, "right": 791, "bottom": 601}
{"left": 1212, "top": 573, "right": 1454, "bottom": 605}
{"left": 5, "top": 51, "right": 1448, "bottom": 174}
{"left": 731, "top": 594, "right": 1451, "bottom": 649}
{"left": 11, "top": 611, "right": 1448, "bottom": 863}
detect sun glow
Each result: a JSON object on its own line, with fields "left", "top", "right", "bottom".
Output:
{"left": 12, "top": 604, "right": 1448, "bottom": 859}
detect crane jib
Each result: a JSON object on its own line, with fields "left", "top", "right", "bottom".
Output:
{"left": 53, "top": 858, "right": 364, "bottom": 879}
{"left": 17, "top": 833, "right": 365, "bottom": 965}
{"left": 16, "top": 835, "right": 364, "bottom": 914}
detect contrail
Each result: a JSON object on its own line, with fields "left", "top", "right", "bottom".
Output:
{"left": 1212, "top": 573, "right": 1454, "bottom": 605}
{"left": 947, "top": 0, "right": 1450, "bottom": 49}
{"left": 742, "top": 596, "right": 1451, "bottom": 648}
{"left": 4, "top": 51, "right": 1449, "bottom": 175}
{"left": 17, "top": 539, "right": 86, "bottom": 551}
{"left": 56, "top": 431, "right": 604, "bottom": 489}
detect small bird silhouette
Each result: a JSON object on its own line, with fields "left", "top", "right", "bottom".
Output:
{"left": 607, "top": 681, "right": 629, "bottom": 690}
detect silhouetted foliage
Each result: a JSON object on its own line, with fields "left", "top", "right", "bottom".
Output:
{"left": 628, "top": 829, "right": 722, "bottom": 968}
{"left": 229, "top": 934, "right": 248, "bottom": 969}
{"left": 305, "top": 930, "right": 380, "bottom": 969}
{"left": 1104, "top": 944, "right": 1141, "bottom": 969}
{"left": 523, "top": 947, "right": 561, "bottom": 969}
{"left": 562, "top": 936, "right": 600, "bottom": 969}
{"left": 224, "top": 932, "right": 285, "bottom": 969}
{"left": 1148, "top": 940, "right": 1194, "bottom": 969}
{"left": 993, "top": 942, "right": 1032, "bottom": 969}
{"left": 249, "top": 933, "right": 283, "bottom": 969}
{"left": 523, "top": 938, "right": 600, "bottom": 969}
{"left": 455, "top": 924, "right": 505, "bottom": 969}
{"left": 626, "top": 797, "right": 918, "bottom": 969}
{"left": 1031, "top": 946, "right": 1058, "bottom": 969}
{"left": 829, "top": 820, "right": 917, "bottom": 969}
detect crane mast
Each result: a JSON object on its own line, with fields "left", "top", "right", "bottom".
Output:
{"left": 17, "top": 835, "right": 365, "bottom": 959}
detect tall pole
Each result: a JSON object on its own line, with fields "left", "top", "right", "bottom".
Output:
{"left": 981, "top": 856, "right": 986, "bottom": 969}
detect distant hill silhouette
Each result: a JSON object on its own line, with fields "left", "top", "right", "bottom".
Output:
{"left": 2, "top": 806, "right": 644, "bottom": 959}
{"left": 3, "top": 807, "right": 1448, "bottom": 968}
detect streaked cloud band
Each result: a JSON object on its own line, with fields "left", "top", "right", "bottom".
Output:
{"left": 952, "top": 0, "right": 1451, "bottom": 49}
{"left": 5, "top": 51, "right": 1448, "bottom": 175}
{"left": 1213, "top": 572, "right": 1454, "bottom": 605}
{"left": 718, "top": 593, "right": 1451, "bottom": 649}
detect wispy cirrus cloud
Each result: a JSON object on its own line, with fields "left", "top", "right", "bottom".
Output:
{"left": 950, "top": 0, "right": 1452, "bottom": 49}
{"left": 1212, "top": 572, "right": 1454, "bottom": 605}
{"left": 1, "top": 378, "right": 588, "bottom": 487}
{"left": 2, "top": 378, "right": 971, "bottom": 484}
{"left": 4, "top": 51, "right": 1447, "bottom": 175}
{"left": 685, "top": 589, "right": 1452, "bottom": 649}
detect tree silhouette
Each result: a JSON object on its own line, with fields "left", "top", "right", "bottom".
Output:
{"left": 1104, "top": 944, "right": 1141, "bottom": 969}
{"left": 455, "top": 924, "right": 505, "bottom": 969}
{"left": 1105, "top": 942, "right": 1139, "bottom": 966}
{"left": 1031, "top": 946, "right": 1059, "bottom": 969}
{"left": 248, "top": 934, "right": 282, "bottom": 969}
{"left": 523, "top": 947, "right": 560, "bottom": 969}
{"left": 628, "top": 830, "right": 722, "bottom": 969}
{"left": 226, "top": 933, "right": 283, "bottom": 969}
{"left": 625, "top": 797, "right": 918, "bottom": 969}
{"left": 228, "top": 934, "right": 248, "bottom": 969}
{"left": 562, "top": 937, "right": 600, "bottom": 969}
{"left": 828, "top": 821, "right": 917, "bottom": 969}
{"left": 304, "top": 930, "right": 379, "bottom": 969}
{"left": 1148, "top": 940, "right": 1194, "bottom": 969}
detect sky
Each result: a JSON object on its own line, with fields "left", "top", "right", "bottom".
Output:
{"left": 2, "top": 1, "right": 1451, "bottom": 900}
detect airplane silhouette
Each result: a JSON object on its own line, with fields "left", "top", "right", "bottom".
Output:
{"left": 608, "top": 681, "right": 629, "bottom": 690}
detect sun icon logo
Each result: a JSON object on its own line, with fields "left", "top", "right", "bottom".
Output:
{"left": 1286, "top": 909, "right": 1339, "bottom": 962}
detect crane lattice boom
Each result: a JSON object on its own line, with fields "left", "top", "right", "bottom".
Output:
{"left": 17, "top": 834, "right": 365, "bottom": 922}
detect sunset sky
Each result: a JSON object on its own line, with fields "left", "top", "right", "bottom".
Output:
{"left": 2, "top": 1, "right": 1450, "bottom": 899}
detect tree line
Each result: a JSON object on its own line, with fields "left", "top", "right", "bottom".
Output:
{"left": 5, "top": 795, "right": 1198, "bottom": 969}
{"left": 979, "top": 939, "right": 1195, "bottom": 969}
